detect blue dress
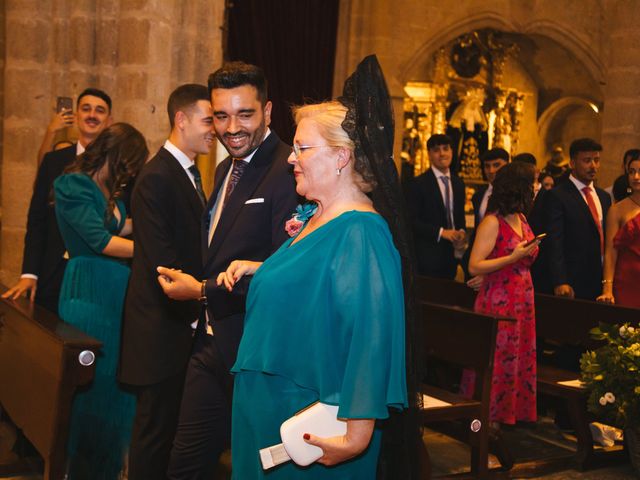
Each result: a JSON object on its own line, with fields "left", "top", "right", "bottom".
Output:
{"left": 54, "top": 173, "right": 135, "bottom": 479}
{"left": 231, "top": 211, "right": 407, "bottom": 479}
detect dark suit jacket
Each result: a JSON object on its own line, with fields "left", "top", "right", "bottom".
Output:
{"left": 471, "top": 183, "right": 489, "bottom": 228}
{"left": 544, "top": 178, "right": 611, "bottom": 300}
{"left": 119, "top": 147, "right": 204, "bottom": 386}
{"left": 407, "top": 168, "right": 466, "bottom": 279}
{"left": 202, "top": 132, "right": 299, "bottom": 368}
{"left": 22, "top": 144, "right": 76, "bottom": 313}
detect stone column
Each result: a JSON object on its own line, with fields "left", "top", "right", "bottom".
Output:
{"left": 1, "top": 0, "right": 224, "bottom": 284}
{"left": 600, "top": 0, "right": 640, "bottom": 186}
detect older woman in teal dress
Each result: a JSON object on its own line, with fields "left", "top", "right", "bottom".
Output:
{"left": 217, "top": 94, "right": 409, "bottom": 477}
{"left": 54, "top": 123, "right": 148, "bottom": 479}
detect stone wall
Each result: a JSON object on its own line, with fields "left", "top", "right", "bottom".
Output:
{"left": 0, "top": 0, "right": 224, "bottom": 284}
{"left": 335, "top": 0, "right": 639, "bottom": 185}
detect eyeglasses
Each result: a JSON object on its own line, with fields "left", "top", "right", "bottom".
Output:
{"left": 291, "top": 144, "right": 339, "bottom": 159}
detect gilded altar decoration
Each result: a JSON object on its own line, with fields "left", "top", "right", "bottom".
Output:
{"left": 402, "top": 29, "right": 527, "bottom": 184}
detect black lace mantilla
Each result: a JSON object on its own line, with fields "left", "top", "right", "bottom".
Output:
{"left": 338, "top": 55, "right": 422, "bottom": 479}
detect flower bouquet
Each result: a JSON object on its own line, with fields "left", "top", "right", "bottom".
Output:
{"left": 580, "top": 322, "right": 640, "bottom": 473}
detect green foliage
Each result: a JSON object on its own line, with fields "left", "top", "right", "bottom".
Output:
{"left": 580, "top": 322, "right": 640, "bottom": 429}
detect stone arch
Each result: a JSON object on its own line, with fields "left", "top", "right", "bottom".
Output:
{"left": 538, "top": 96, "right": 602, "bottom": 153}
{"left": 398, "top": 13, "right": 604, "bottom": 91}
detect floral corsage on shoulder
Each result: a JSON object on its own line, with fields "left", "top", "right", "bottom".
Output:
{"left": 285, "top": 202, "right": 318, "bottom": 237}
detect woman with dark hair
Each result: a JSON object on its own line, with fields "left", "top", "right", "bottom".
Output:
{"left": 598, "top": 156, "right": 640, "bottom": 307}
{"left": 462, "top": 162, "right": 541, "bottom": 426}
{"left": 54, "top": 122, "right": 148, "bottom": 479}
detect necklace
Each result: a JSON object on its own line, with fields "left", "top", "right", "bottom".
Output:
{"left": 629, "top": 195, "right": 640, "bottom": 208}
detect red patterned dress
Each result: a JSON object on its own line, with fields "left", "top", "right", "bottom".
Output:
{"left": 461, "top": 213, "right": 538, "bottom": 424}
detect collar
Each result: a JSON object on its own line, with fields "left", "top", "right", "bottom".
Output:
{"left": 164, "top": 139, "right": 195, "bottom": 169}
{"left": 432, "top": 167, "right": 450, "bottom": 180}
{"left": 569, "top": 174, "right": 594, "bottom": 192}
{"left": 232, "top": 128, "right": 271, "bottom": 164}
{"left": 76, "top": 142, "right": 85, "bottom": 155}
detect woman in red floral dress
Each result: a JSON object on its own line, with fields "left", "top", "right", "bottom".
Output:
{"left": 462, "top": 162, "right": 541, "bottom": 425}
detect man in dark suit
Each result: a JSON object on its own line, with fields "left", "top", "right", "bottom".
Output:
{"left": 156, "top": 62, "right": 298, "bottom": 478}
{"left": 119, "top": 84, "right": 214, "bottom": 480}
{"left": 471, "top": 147, "right": 510, "bottom": 227}
{"left": 407, "top": 134, "right": 466, "bottom": 279}
{"left": 2, "top": 88, "right": 112, "bottom": 313}
{"left": 543, "top": 138, "right": 611, "bottom": 300}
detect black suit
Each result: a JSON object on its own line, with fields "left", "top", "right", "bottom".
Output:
{"left": 120, "top": 146, "right": 204, "bottom": 480}
{"left": 406, "top": 169, "right": 466, "bottom": 279}
{"left": 167, "top": 132, "right": 298, "bottom": 479}
{"left": 543, "top": 178, "right": 611, "bottom": 300}
{"left": 471, "top": 183, "right": 489, "bottom": 228}
{"left": 21, "top": 145, "right": 76, "bottom": 313}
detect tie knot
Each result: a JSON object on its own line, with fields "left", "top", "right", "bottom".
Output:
{"left": 440, "top": 175, "right": 450, "bottom": 183}
{"left": 188, "top": 164, "right": 202, "bottom": 180}
{"left": 582, "top": 186, "right": 591, "bottom": 194}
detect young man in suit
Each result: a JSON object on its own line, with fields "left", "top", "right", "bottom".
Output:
{"left": 119, "top": 84, "right": 213, "bottom": 480}
{"left": 2, "top": 88, "right": 112, "bottom": 313}
{"left": 544, "top": 137, "right": 611, "bottom": 300}
{"left": 407, "top": 134, "right": 466, "bottom": 279}
{"left": 156, "top": 62, "right": 299, "bottom": 478}
{"left": 471, "top": 147, "right": 510, "bottom": 226}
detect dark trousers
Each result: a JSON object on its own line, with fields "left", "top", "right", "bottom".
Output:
{"left": 128, "top": 370, "right": 186, "bottom": 480}
{"left": 167, "top": 332, "right": 233, "bottom": 480}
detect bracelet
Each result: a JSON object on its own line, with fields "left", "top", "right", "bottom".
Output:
{"left": 199, "top": 279, "right": 208, "bottom": 305}
{"left": 602, "top": 279, "right": 613, "bottom": 285}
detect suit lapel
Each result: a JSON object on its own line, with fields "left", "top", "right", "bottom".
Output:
{"left": 204, "top": 133, "right": 280, "bottom": 267}
{"left": 426, "top": 169, "right": 447, "bottom": 225}
{"left": 564, "top": 180, "right": 600, "bottom": 234}
{"left": 160, "top": 148, "right": 203, "bottom": 220}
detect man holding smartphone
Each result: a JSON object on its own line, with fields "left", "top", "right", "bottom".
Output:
{"left": 35, "top": 97, "right": 75, "bottom": 165}
{"left": 2, "top": 88, "right": 113, "bottom": 313}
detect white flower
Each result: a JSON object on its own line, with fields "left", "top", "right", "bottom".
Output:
{"left": 620, "top": 326, "right": 629, "bottom": 338}
{"left": 604, "top": 392, "right": 616, "bottom": 403}
{"left": 599, "top": 396, "right": 607, "bottom": 406}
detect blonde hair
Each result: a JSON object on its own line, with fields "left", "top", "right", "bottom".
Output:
{"left": 292, "top": 101, "right": 375, "bottom": 192}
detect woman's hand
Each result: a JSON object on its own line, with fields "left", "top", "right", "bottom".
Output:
{"left": 216, "top": 260, "right": 262, "bottom": 292}
{"left": 509, "top": 239, "right": 538, "bottom": 262}
{"left": 303, "top": 418, "right": 374, "bottom": 466}
{"left": 157, "top": 266, "right": 201, "bottom": 300}
{"left": 596, "top": 292, "right": 615, "bottom": 304}
{"left": 466, "top": 275, "right": 484, "bottom": 291}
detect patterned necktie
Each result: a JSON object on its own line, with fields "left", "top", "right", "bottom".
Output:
{"left": 582, "top": 186, "right": 603, "bottom": 254}
{"left": 188, "top": 164, "right": 206, "bottom": 206}
{"left": 223, "top": 159, "right": 248, "bottom": 208}
{"left": 440, "top": 175, "right": 453, "bottom": 229}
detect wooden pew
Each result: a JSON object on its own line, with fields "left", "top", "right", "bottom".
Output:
{"left": 0, "top": 292, "right": 101, "bottom": 480}
{"left": 535, "top": 293, "right": 639, "bottom": 469}
{"left": 415, "top": 275, "right": 476, "bottom": 310}
{"left": 420, "top": 301, "right": 509, "bottom": 478}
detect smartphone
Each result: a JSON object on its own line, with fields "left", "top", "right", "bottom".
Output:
{"left": 56, "top": 96, "right": 73, "bottom": 114}
{"left": 525, "top": 233, "right": 547, "bottom": 247}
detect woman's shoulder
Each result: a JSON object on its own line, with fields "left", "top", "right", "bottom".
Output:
{"left": 54, "top": 172, "right": 95, "bottom": 190}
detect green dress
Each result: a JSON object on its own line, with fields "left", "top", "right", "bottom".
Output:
{"left": 54, "top": 173, "right": 135, "bottom": 479}
{"left": 231, "top": 211, "right": 407, "bottom": 479}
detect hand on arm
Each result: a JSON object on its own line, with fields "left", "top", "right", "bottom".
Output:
{"left": 469, "top": 217, "right": 539, "bottom": 276}
{"left": 303, "top": 418, "right": 375, "bottom": 466}
{"left": 216, "top": 260, "right": 262, "bottom": 292}
{"left": 2, "top": 277, "right": 37, "bottom": 301}
{"left": 157, "top": 266, "right": 201, "bottom": 301}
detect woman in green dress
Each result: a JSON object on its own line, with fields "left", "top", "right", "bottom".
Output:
{"left": 54, "top": 122, "right": 148, "bottom": 479}
{"left": 216, "top": 57, "right": 419, "bottom": 479}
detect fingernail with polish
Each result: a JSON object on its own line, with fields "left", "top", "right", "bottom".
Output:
{"left": 303, "top": 433, "right": 310, "bottom": 440}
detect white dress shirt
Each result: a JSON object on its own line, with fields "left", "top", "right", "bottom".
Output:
{"left": 478, "top": 184, "right": 493, "bottom": 222}
{"left": 569, "top": 174, "right": 603, "bottom": 224}
{"left": 432, "top": 167, "right": 454, "bottom": 241}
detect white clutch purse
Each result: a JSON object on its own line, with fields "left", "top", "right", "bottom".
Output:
{"left": 259, "top": 402, "right": 347, "bottom": 470}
